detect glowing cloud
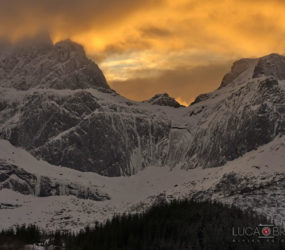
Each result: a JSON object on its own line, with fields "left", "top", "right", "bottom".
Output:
{"left": 0, "top": 0, "right": 284, "bottom": 103}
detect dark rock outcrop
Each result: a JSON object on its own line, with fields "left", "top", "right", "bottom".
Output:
{"left": 0, "top": 160, "right": 109, "bottom": 201}
{"left": 190, "top": 93, "right": 210, "bottom": 105}
{"left": 253, "top": 53, "right": 285, "bottom": 79}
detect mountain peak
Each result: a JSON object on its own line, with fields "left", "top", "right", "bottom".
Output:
{"left": 0, "top": 35, "right": 109, "bottom": 90}
{"left": 145, "top": 93, "right": 184, "bottom": 108}
{"left": 54, "top": 39, "right": 85, "bottom": 55}
{"left": 220, "top": 53, "right": 285, "bottom": 89}
{"left": 253, "top": 53, "right": 285, "bottom": 79}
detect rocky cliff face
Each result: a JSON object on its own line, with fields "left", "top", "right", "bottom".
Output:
{"left": 0, "top": 88, "right": 171, "bottom": 176}
{"left": 173, "top": 54, "right": 285, "bottom": 170}
{"left": 183, "top": 76, "right": 285, "bottom": 169}
{"left": 253, "top": 53, "right": 285, "bottom": 79}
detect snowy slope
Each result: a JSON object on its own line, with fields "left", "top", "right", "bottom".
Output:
{"left": 0, "top": 135, "right": 285, "bottom": 230}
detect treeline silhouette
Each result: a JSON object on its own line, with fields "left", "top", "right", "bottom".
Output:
{"left": 0, "top": 199, "right": 284, "bottom": 250}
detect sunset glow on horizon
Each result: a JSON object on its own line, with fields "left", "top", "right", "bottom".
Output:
{"left": 0, "top": 0, "right": 284, "bottom": 104}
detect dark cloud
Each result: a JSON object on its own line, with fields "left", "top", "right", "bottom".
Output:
{"left": 140, "top": 26, "right": 172, "bottom": 38}
{"left": 110, "top": 62, "right": 232, "bottom": 104}
{"left": 0, "top": 0, "right": 163, "bottom": 37}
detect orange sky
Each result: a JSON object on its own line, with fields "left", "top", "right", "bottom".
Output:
{"left": 0, "top": 0, "right": 285, "bottom": 104}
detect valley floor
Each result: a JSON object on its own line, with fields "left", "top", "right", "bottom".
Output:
{"left": 1, "top": 135, "right": 285, "bottom": 231}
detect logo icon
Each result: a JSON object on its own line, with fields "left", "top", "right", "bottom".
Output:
{"left": 259, "top": 225, "right": 274, "bottom": 239}
{"left": 262, "top": 227, "right": 271, "bottom": 237}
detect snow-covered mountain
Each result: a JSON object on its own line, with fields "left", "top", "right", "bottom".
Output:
{"left": 0, "top": 36, "right": 285, "bottom": 230}
{"left": 0, "top": 34, "right": 108, "bottom": 90}
{"left": 144, "top": 93, "right": 184, "bottom": 108}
